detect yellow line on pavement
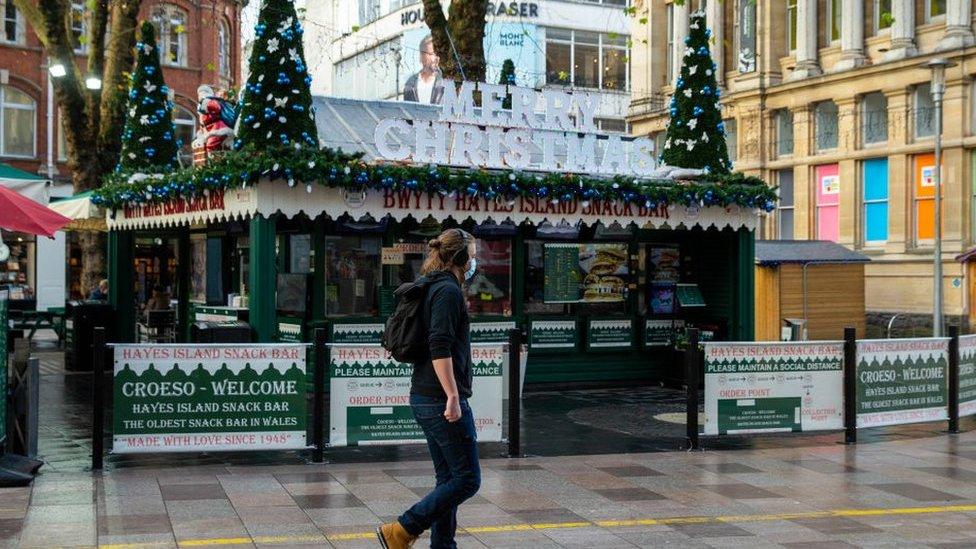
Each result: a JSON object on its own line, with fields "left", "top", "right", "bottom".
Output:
{"left": 96, "top": 503, "right": 976, "bottom": 548}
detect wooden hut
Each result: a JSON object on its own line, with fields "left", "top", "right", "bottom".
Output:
{"left": 755, "top": 241, "right": 869, "bottom": 341}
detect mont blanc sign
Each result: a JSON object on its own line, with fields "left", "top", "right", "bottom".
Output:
{"left": 374, "top": 81, "right": 656, "bottom": 176}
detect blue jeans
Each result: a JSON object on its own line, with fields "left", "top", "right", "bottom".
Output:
{"left": 398, "top": 394, "right": 481, "bottom": 548}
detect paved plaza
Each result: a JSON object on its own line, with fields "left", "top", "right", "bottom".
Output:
{"left": 5, "top": 428, "right": 976, "bottom": 547}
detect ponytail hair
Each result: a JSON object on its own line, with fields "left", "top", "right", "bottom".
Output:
{"left": 421, "top": 228, "right": 472, "bottom": 275}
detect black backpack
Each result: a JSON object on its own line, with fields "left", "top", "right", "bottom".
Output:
{"left": 382, "top": 279, "right": 431, "bottom": 363}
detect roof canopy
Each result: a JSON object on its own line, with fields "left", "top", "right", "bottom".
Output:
{"left": 756, "top": 240, "right": 871, "bottom": 266}
{"left": 0, "top": 163, "right": 49, "bottom": 204}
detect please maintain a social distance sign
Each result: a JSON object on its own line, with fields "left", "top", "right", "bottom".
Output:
{"left": 112, "top": 344, "right": 307, "bottom": 453}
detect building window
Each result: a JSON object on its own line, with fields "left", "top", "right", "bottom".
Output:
{"left": 775, "top": 109, "right": 794, "bottom": 156}
{"left": 217, "top": 20, "right": 231, "bottom": 79}
{"left": 724, "top": 118, "right": 737, "bottom": 163}
{"left": 1, "top": 0, "right": 22, "bottom": 44}
{"left": 828, "top": 0, "right": 842, "bottom": 42}
{"left": 815, "top": 164, "right": 840, "bottom": 242}
{"left": 595, "top": 118, "right": 628, "bottom": 133}
{"left": 0, "top": 86, "right": 35, "bottom": 158}
{"left": 358, "top": 0, "right": 381, "bottom": 26}
{"left": 173, "top": 105, "right": 196, "bottom": 167}
{"left": 777, "top": 169, "right": 795, "bottom": 240}
{"left": 57, "top": 111, "right": 67, "bottom": 162}
{"left": 915, "top": 83, "right": 935, "bottom": 139}
{"left": 652, "top": 131, "right": 666, "bottom": 161}
{"left": 151, "top": 5, "right": 188, "bottom": 67}
{"left": 667, "top": 4, "right": 676, "bottom": 83}
{"left": 861, "top": 92, "right": 888, "bottom": 145}
{"left": 927, "top": 0, "right": 946, "bottom": 21}
{"left": 914, "top": 153, "right": 940, "bottom": 242}
{"left": 465, "top": 239, "right": 513, "bottom": 316}
{"left": 814, "top": 101, "right": 839, "bottom": 151}
{"left": 787, "top": 0, "right": 797, "bottom": 51}
{"left": 862, "top": 158, "right": 889, "bottom": 244}
{"left": 71, "top": 1, "right": 86, "bottom": 53}
{"left": 544, "top": 28, "right": 629, "bottom": 91}
{"left": 875, "top": 0, "right": 893, "bottom": 32}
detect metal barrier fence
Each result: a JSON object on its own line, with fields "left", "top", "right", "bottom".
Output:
{"left": 90, "top": 327, "right": 525, "bottom": 470}
{"left": 685, "top": 326, "right": 972, "bottom": 450}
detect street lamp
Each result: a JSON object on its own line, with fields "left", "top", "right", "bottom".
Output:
{"left": 85, "top": 75, "right": 102, "bottom": 90}
{"left": 923, "top": 57, "right": 957, "bottom": 337}
{"left": 48, "top": 63, "right": 66, "bottom": 78}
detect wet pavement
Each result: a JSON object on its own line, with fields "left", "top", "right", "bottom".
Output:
{"left": 8, "top": 337, "right": 976, "bottom": 547}
{"left": 7, "top": 425, "right": 976, "bottom": 547}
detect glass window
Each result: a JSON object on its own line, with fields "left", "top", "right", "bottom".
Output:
{"left": 914, "top": 153, "right": 940, "bottom": 242}
{"left": 861, "top": 92, "right": 888, "bottom": 145}
{"left": 777, "top": 169, "right": 794, "bottom": 240}
{"left": 915, "top": 84, "right": 935, "bottom": 139}
{"left": 667, "top": 4, "right": 675, "bottom": 82}
{"left": 574, "top": 32, "right": 600, "bottom": 89}
{"left": 653, "top": 131, "right": 666, "bottom": 161}
{"left": 875, "top": 0, "right": 893, "bottom": 31}
{"left": 358, "top": 0, "right": 381, "bottom": 25}
{"left": 545, "top": 28, "right": 629, "bottom": 91}
{"left": 173, "top": 105, "right": 196, "bottom": 167}
{"left": 815, "top": 164, "right": 840, "bottom": 242}
{"left": 776, "top": 109, "right": 794, "bottom": 156}
{"left": 863, "top": 158, "right": 889, "bottom": 244}
{"left": 217, "top": 20, "right": 230, "bottom": 79}
{"left": 151, "top": 5, "right": 188, "bottom": 67}
{"left": 787, "top": 0, "right": 797, "bottom": 50}
{"left": 829, "top": 0, "right": 841, "bottom": 41}
{"left": 596, "top": 118, "right": 627, "bottom": 133}
{"left": 524, "top": 240, "right": 629, "bottom": 316}
{"left": 325, "top": 235, "right": 381, "bottom": 316}
{"left": 2, "top": 0, "right": 21, "bottom": 44}
{"left": 70, "top": 1, "right": 85, "bottom": 53}
{"left": 1, "top": 86, "right": 35, "bottom": 158}
{"left": 465, "top": 239, "right": 512, "bottom": 316}
{"left": 724, "top": 119, "right": 737, "bottom": 162}
{"left": 928, "top": 0, "right": 946, "bottom": 20}
{"left": 815, "top": 101, "right": 839, "bottom": 151}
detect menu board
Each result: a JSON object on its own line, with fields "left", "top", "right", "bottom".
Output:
{"left": 543, "top": 243, "right": 628, "bottom": 303}
{"left": 543, "top": 244, "right": 580, "bottom": 303}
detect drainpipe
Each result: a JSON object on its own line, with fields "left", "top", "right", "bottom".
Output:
{"left": 45, "top": 57, "right": 55, "bottom": 179}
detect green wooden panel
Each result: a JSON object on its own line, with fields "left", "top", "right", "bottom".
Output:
{"left": 249, "top": 215, "right": 277, "bottom": 342}
{"left": 525, "top": 350, "right": 678, "bottom": 384}
{"left": 108, "top": 231, "right": 135, "bottom": 343}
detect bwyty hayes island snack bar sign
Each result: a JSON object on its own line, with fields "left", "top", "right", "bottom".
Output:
{"left": 329, "top": 344, "right": 504, "bottom": 446}
{"left": 108, "top": 187, "right": 258, "bottom": 230}
{"left": 112, "top": 344, "right": 307, "bottom": 453}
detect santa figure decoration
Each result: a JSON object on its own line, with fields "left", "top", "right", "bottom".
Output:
{"left": 193, "top": 85, "right": 238, "bottom": 162}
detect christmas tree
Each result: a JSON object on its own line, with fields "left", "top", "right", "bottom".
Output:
{"left": 660, "top": 11, "right": 730, "bottom": 175}
{"left": 235, "top": 0, "right": 318, "bottom": 150}
{"left": 499, "top": 59, "right": 516, "bottom": 109}
{"left": 117, "top": 22, "right": 179, "bottom": 172}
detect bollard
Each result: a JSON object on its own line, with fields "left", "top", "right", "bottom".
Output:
{"left": 948, "top": 325, "right": 960, "bottom": 434}
{"left": 507, "top": 328, "right": 523, "bottom": 458}
{"left": 685, "top": 328, "right": 700, "bottom": 450}
{"left": 312, "top": 328, "right": 327, "bottom": 463}
{"left": 92, "top": 327, "right": 105, "bottom": 471}
{"left": 843, "top": 327, "right": 857, "bottom": 445}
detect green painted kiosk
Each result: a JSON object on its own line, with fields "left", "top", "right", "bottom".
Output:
{"left": 102, "top": 96, "right": 766, "bottom": 387}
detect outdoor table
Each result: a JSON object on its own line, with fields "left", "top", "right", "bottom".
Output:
{"left": 13, "top": 309, "right": 64, "bottom": 342}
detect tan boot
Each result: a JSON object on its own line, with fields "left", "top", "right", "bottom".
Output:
{"left": 376, "top": 521, "right": 417, "bottom": 549}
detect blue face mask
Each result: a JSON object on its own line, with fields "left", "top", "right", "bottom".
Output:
{"left": 464, "top": 258, "right": 477, "bottom": 281}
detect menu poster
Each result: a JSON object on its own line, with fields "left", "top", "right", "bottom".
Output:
{"left": 580, "top": 244, "right": 628, "bottom": 303}
{"left": 649, "top": 246, "right": 680, "bottom": 282}
{"left": 543, "top": 244, "right": 581, "bottom": 303}
{"left": 650, "top": 282, "right": 676, "bottom": 314}
{"left": 543, "top": 243, "right": 628, "bottom": 304}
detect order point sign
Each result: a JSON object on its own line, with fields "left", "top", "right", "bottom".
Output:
{"left": 112, "top": 344, "right": 308, "bottom": 453}
{"left": 329, "top": 344, "right": 504, "bottom": 446}
{"left": 704, "top": 342, "right": 844, "bottom": 436}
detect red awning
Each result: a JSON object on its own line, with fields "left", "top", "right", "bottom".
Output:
{"left": 0, "top": 184, "right": 71, "bottom": 237}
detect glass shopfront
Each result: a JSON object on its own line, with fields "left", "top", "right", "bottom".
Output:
{"left": 0, "top": 231, "right": 35, "bottom": 308}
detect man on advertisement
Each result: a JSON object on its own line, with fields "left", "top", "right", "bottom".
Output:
{"left": 403, "top": 34, "right": 444, "bottom": 104}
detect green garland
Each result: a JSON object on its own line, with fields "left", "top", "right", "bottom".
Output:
{"left": 93, "top": 146, "right": 778, "bottom": 213}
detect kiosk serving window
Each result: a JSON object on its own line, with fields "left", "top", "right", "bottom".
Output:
{"left": 325, "top": 235, "right": 380, "bottom": 316}
{"left": 465, "top": 239, "right": 512, "bottom": 316}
